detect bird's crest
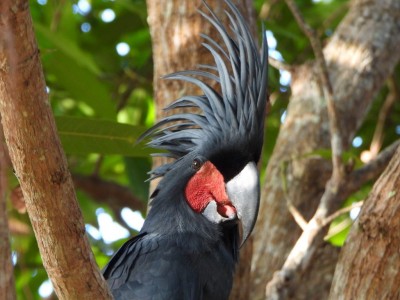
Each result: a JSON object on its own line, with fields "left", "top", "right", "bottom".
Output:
{"left": 140, "top": 0, "right": 268, "bottom": 179}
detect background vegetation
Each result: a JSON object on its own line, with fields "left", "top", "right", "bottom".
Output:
{"left": 6, "top": 0, "right": 399, "bottom": 298}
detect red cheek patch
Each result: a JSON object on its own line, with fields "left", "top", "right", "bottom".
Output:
{"left": 185, "top": 161, "right": 237, "bottom": 217}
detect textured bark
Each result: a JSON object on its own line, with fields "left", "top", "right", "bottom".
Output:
{"left": 329, "top": 146, "right": 400, "bottom": 300}
{"left": 146, "top": 1, "right": 257, "bottom": 298}
{"left": 251, "top": 0, "right": 400, "bottom": 299}
{"left": 0, "top": 1, "right": 112, "bottom": 299}
{"left": 0, "top": 123, "right": 15, "bottom": 300}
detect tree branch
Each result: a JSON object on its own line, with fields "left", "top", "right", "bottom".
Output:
{"left": 264, "top": 2, "right": 347, "bottom": 298}
{"left": 73, "top": 175, "right": 146, "bottom": 212}
{"left": 265, "top": 140, "right": 400, "bottom": 299}
{"left": 343, "top": 139, "right": 400, "bottom": 197}
{"left": 0, "top": 1, "right": 112, "bottom": 298}
{"left": 264, "top": 3, "right": 347, "bottom": 297}
{"left": 253, "top": 0, "right": 400, "bottom": 298}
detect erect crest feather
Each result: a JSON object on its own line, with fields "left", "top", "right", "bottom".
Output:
{"left": 140, "top": 0, "right": 268, "bottom": 179}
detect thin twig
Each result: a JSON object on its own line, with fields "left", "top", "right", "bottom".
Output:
{"left": 50, "top": 0, "right": 67, "bottom": 32}
{"left": 368, "top": 77, "right": 398, "bottom": 159}
{"left": 323, "top": 217, "right": 352, "bottom": 241}
{"left": 285, "top": 0, "right": 343, "bottom": 181}
{"left": 92, "top": 155, "right": 104, "bottom": 177}
{"left": 268, "top": 56, "right": 293, "bottom": 72}
{"left": 116, "top": 81, "right": 136, "bottom": 112}
{"left": 321, "top": 201, "right": 364, "bottom": 227}
{"left": 270, "top": 24, "right": 363, "bottom": 289}
{"left": 280, "top": 161, "right": 308, "bottom": 230}
{"left": 287, "top": 202, "right": 308, "bottom": 231}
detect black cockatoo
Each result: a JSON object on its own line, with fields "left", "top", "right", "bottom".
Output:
{"left": 103, "top": 0, "right": 268, "bottom": 299}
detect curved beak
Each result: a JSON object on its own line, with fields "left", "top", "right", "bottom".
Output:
{"left": 226, "top": 161, "right": 260, "bottom": 247}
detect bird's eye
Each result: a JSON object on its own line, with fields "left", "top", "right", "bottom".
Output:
{"left": 191, "top": 158, "right": 203, "bottom": 171}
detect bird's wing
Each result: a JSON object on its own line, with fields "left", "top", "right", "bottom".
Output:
{"left": 103, "top": 233, "right": 203, "bottom": 300}
{"left": 102, "top": 233, "right": 149, "bottom": 287}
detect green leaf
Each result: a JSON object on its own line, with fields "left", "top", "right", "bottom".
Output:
{"left": 55, "top": 116, "right": 153, "bottom": 157}
{"left": 43, "top": 51, "right": 116, "bottom": 120}
{"left": 35, "top": 23, "right": 101, "bottom": 75}
{"left": 116, "top": 0, "right": 147, "bottom": 19}
{"left": 326, "top": 186, "right": 369, "bottom": 247}
{"left": 267, "top": 23, "right": 305, "bottom": 43}
{"left": 325, "top": 217, "right": 353, "bottom": 247}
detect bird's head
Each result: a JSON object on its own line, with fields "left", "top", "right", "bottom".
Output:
{"left": 184, "top": 155, "right": 260, "bottom": 246}
{"left": 140, "top": 0, "right": 268, "bottom": 247}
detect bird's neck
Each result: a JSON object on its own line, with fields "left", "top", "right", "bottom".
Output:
{"left": 221, "top": 223, "right": 240, "bottom": 262}
{"left": 142, "top": 192, "right": 239, "bottom": 258}
{"left": 142, "top": 193, "right": 219, "bottom": 238}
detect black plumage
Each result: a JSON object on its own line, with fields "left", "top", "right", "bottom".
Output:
{"left": 103, "top": 1, "right": 268, "bottom": 299}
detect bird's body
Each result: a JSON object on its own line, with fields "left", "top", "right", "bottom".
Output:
{"left": 103, "top": 1, "right": 268, "bottom": 299}
{"left": 104, "top": 154, "right": 239, "bottom": 299}
{"left": 104, "top": 231, "right": 235, "bottom": 300}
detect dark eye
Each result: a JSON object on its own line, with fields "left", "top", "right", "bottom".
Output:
{"left": 191, "top": 158, "right": 202, "bottom": 171}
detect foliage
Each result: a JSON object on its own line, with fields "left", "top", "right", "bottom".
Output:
{"left": 8, "top": 0, "right": 399, "bottom": 298}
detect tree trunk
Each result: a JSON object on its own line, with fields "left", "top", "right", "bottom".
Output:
{"left": 0, "top": 123, "right": 15, "bottom": 300}
{"left": 251, "top": 0, "right": 400, "bottom": 298}
{"left": 0, "top": 1, "right": 112, "bottom": 299}
{"left": 329, "top": 146, "right": 400, "bottom": 299}
{"left": 146, "top": 1, "right": 256, "bottom": 298}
